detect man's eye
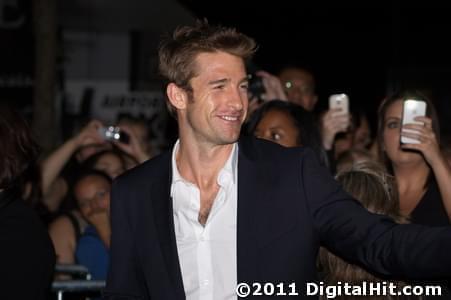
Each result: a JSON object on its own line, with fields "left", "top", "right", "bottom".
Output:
{"left": 214, "top": 85, "right": 225, "bottom": 90}
{"left": 240, "top": 83, "right": 249, "bottom": 91}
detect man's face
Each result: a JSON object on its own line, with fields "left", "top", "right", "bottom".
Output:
{"left": 179, "top": 51, "right": 249, "bottom": 146}
{"left": 279, "top": 68, "right": 317, "bottom": 111}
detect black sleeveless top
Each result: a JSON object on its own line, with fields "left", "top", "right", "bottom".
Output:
{"left": 408, "top": 179, "right": 451, "bottom": 299}
{"left": 410, "top": 179, "right": 450, "bottom": 227}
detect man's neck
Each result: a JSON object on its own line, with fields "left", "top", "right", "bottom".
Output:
{"left": 176, "top": 139, "right": 234, "bottom": 189}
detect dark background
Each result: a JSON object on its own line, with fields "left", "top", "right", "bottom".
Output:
{"left": 178, "top": 1, "right": 451, "bottom": 135}
{"left": 2, "top": 1, "right": 451, "bottom": 141}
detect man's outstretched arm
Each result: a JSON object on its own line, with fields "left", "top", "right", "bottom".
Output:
{"left": 300, "top": 148, "right": 451, "bottom": 279}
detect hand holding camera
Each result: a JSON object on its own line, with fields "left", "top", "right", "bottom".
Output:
{"left": 98, "top": 126, "right": 130, "bottom": 144}
{"left": 249, "top": 71, "right": 288, "bottom": 102}
{"left": 247, "top": 70, "right": 288, "bottom": 119}
{"left": 74, "top": 120, "right": 107, "bottom": 147}
{"left": 107, "top": 124, "right": 150, "bottom": 164}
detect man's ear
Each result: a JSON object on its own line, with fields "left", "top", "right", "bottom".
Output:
{"left": 166, "top": 83, "right": 188, "bottom": 110}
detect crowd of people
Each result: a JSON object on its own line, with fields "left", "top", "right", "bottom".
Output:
{"left": 2, "top": 21, "right": 451, "bottom": 299}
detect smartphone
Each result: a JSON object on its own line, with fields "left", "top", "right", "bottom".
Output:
{"left": 400, "top": 99, "right": 427, "bottom": 144}
{"left": 329, "top": 93, "right": 349, "bottom": 114}
{"left": 98, "top": 126, "right": 130, "bottom": 144}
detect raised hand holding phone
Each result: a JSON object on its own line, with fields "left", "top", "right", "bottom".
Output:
{"left": 321, "top": 93, "right": 351, "bottom": 150}
{"left": 400, "top": 99, "right": 444, "bottom": 167}
{"left": 400, "top": 99, "right": 427, "bottom": 144}
{"left": 329, "top": 94, "right": 349, "bottom": 115}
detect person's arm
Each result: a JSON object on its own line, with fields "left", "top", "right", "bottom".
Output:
{"left": 300, "top": 147, "right": 451, "bottom": 278}
{"left": 48, "top": 216, "right": 77, "bottom": 265}
{"left": 41, "top": 120, "right": 105, "bottom": 195}
{"left": 401, "top": 116, "right": 451, "bottom": 220}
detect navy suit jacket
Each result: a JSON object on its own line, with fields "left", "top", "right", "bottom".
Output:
{"left": 104, "top": 137, "right": 451, "bottom": 299}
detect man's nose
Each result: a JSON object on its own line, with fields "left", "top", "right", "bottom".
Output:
{"left": 228, "top": 87, "right": 245, "bottom": 110}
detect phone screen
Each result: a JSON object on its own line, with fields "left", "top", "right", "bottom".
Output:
{"left": 329, "top": 94, "right": 349, "bottom": 114}
{"left": 400, "top": 99, "right": 427, "bottom": 144}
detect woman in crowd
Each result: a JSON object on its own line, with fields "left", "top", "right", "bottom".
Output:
{"left": 74, "top": 169, "right": 113, "bottom": 280}
{"left": 0, "top": 105, "right": 55, "bottom": 299}
{"left": 377, "top": 90, "right": 451, "bottom": 225}
{"left": 377, "top": 90, "right": 451, "bottom": 298}
{"left": 246, "top": 100, "right": 328, "bottom": 166}
{"left": 49, "top": 150, "right": 125, "bottom": 267}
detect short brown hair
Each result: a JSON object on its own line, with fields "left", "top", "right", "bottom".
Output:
{"left": 0, "top": 106, "right": 39, "bottom": 190}
{"left": 158, "top": 20, "right": 256, "bottom": 115}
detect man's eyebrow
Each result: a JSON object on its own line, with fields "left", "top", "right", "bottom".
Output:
{"left": 239, "top": 76, "right": 249, "bottom": 83}
{"left": 208, "top": 78, "right": 229, "bottom": 85}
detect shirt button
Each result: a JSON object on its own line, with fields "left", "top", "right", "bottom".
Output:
{"left": 203, "top": 279, "right": 209, "bottom": 286}
{"left": 199, "top": 236, "right": 205, "bottom": 242}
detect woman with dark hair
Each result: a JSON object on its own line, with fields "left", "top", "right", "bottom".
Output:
{"left": 49, "top": 150, "right": 124, "bottom": 269}
{"left": 0, "top": 106, "right": 56, "bottom": 299}
{"left": 73, "top": 169, "right": 113, "bottom": 280}
{"left": 377, "top": 90, "right": 451, "bottom": 225}
{"left": 246, "top": 100, "right": 328, "bottom": 166}
{"left": 377, "top": 90, "right": 451, "bottom": 298}
{"left": 83, "top": 149, "right": 126, "bottom": 179}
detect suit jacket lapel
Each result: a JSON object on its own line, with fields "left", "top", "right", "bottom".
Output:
{"left": 151, "top": 152, "right": 185, "bottom": 299}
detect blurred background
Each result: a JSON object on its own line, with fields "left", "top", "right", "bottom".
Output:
{"left": 2, "top": 0, "right": 451, "bottom": 153}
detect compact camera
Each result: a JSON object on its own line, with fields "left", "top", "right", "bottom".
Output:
{"left": 98, "top": 126, "right": 130, "bottom": 144}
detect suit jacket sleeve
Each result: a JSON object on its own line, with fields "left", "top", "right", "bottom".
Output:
{"left": 300, "top": 148, "right": 451, "bottom": 279}
{"left": 104, "top": 179, "right": 146, "bottom": 299}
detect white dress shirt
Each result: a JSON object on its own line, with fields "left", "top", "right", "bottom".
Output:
{"left": 170, "top": 140, "right": 238, "bottom": 300}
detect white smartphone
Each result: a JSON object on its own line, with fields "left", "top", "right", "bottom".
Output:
{"left": 400, "top": 99, "right": 427, "bottom": 144}
{"left": 329, "top": 93, "right": 349, "bottom": 114}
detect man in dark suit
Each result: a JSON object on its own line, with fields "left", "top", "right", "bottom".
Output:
{"left": 104, "top": 22, "right": 451, "bottom": 299}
